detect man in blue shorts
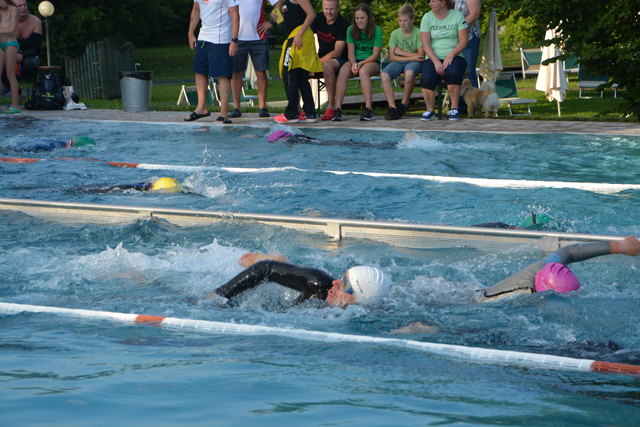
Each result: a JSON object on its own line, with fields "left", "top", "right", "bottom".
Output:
{"left": 229, "top": 0, "right": 278, "bottom": 119}
{"left": 185, "top": 0, "right": 239, "bottom": 124}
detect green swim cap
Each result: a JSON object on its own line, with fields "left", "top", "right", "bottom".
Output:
{"left": 73, "top": 135, "right": 96, "bottom": 147}
{"left": 520, "top": 213, "right": 551, "bottom": 229}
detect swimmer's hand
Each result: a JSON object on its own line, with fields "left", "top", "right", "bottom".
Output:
{"left": 388, "top": 321, "right": 440, "bottom": 335}
{"left": 238, "top": 252, "right": 290, "bottom": 267}
{"left": 611, "top": 236, "right": 640, "bottom": 256}
{"left": 205, "top": 290, "right": 229, "bottom": 306}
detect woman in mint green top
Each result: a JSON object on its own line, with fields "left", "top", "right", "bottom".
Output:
{"left": 419, "top": 0, "right": 468, "bottom": 121}
{"left": 333, "top": 3, "right": 383, "bottom": 121}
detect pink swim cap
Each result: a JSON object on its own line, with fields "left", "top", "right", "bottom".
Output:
{"left": 534, "top": 262, "right": 581, "bottom": 293}
{"left": 268, "top": 130, "right": 293, "bottom": 142}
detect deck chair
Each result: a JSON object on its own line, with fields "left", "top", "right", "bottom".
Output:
{"left": 176, "top": 84, "right": 215, "bottom": 107}
{"left": 210, "top": 78, "right": 257, "bottom": 106}
{"left": 495, "top": 72, "right": 536, "bottom": 116}
{"left": 563, "top": 55, "right": 580, "bottom": 74}
{"left": 520, "top": 48, "right": 542, "bottom": 80}
{"left": 578, "top": 66, "right": 618, "bottom": 98}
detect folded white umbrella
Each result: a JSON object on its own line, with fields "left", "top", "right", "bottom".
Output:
{"left": 479, "top": 8, "right": 503, "bottom": 82}
{"left": 536, "top": 28, "right": 568, "bottom": 117}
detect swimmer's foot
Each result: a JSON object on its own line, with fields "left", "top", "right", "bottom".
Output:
{"left": 388, "top": 321, "right": 440, "bottom": 335}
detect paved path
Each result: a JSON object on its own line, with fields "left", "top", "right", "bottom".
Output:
{"left": 11, "top": 109, "right": 640, "bottom": 136}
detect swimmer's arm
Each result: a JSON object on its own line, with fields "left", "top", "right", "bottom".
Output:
{"left": 478, "top": 260, "right": 543, "bottom": 302}
{"left": 550, "top": 237, "right": 639, "bottom": 265}
{"left": 238, "top": 252, "right": 290, "bottom": 268}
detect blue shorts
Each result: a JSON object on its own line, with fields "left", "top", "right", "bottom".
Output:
{"left": 233, "top": 39, "right": 270, "bottom": 73}
{"left": 420, "top": 56, "right": 467, "bottom": 90}
{"left": 193, "top": 41, "right": 232, "bottom": 78}
{"left": 382, "top": 61, "right": 422, "bottom": 79}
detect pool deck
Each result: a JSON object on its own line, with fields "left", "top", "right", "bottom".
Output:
{"left": 11, "top": 109, "right": 640, "bottom": 136}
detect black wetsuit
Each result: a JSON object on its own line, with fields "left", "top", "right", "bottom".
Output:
{"left": 214, "top": 260, "right": 335, "bottom": 304}
{"left": 479, "top": 242, "right": 613, "bottom": 300}
{"left": 70, "top": 182, "right": 154, "bottom": 194}
{"left": 278, "top": 135, "right": 397, "bottom": 150}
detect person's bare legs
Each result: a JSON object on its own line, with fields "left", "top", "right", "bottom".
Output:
{"left": 192, "top": 73, "right": 210, "bottom": 116}
{"left": 421, "top": 88, "right": 435, "bottom": 112}
{"left": 359, "top": 62, "right": 380, "bottom": 110}
{"left": 217, "top": 76, "right": 231, "bottom": 118}
{"left": 4, "top": 46, "right": 20, "bottom": 109}
{"left": 230, "top": 71, "right": 243, "bottom": 111}
{"left": 402, "top": 69, "right": 417, "bottom": 107}
{"left": 255, "top": 70, "right": 268, "bottom": 109}
{"left": 380, "top": 71, "right": 396, "bottom": 108}
{"left": 322, "top": 59, "right": 340, "bottom": 109}
{"left": 447, "top": 83, "right": 460, "bottom": 110}
{"left": 334, "top": 62, "right": 353, "bottom": 110}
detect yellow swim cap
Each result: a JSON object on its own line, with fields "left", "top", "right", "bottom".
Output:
{"left": 150, "top": 177, "right": 180, "bottom": 192}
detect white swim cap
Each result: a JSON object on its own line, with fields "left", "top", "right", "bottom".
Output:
{"left": 346, "top": 266, "right": 390, "bottom": 303}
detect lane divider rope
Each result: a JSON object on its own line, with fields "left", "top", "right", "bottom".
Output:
{"left": 1, "top": 302, "right": 639, "bottom": 377}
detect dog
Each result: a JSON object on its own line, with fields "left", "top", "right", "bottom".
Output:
{"left": 460, "top": 79, "right": 500, "bottom": 118}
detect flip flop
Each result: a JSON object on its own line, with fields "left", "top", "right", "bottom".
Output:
{"left": 184, "top": 111, "right": 210, "bottom": 122}
{"left": 2, "top": 107, "right": 21, "bottom": 114}
{"left": 216, "top": 116, "right": 232, "bottom": 124}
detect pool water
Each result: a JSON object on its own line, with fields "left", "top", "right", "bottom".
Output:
{"left": 1, "top": 118, "right": 640, "bottom": 425}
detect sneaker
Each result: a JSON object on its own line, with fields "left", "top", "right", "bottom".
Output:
{"left": 448, "top": 108, "right": 459, "bottom": 121}
{"left": 385, "top": 107, "right": 401, "bottom": 120}
{"left": 321, "top": 108, "right": 334, "bottom": 121}
{"left": 421, "top": 110, "right": 435, "bottom": 121}
{"left": 229, "top": 108, "right": 242, "bottom": 118}
{"left": 360, "top": 108, "right": 374, "bottom": 121}
{"left": 332, "top": 108, "right": 342, "bottom": 121}
{"left": 258, "top": 108, "right": 270, "bottom": 118}
{"left": 274, "top": 113, "right": 298, "bottom": 124}
{"left": 398, "top": 103, "right": 408, "bottom": 116}
{"left": 303, "top": 113, "right": 318, "bottom": 123}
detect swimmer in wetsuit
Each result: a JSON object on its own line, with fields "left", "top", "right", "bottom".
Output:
{"left": 478, "top": 236, "right": 640, "bottom": 301}
{"left": 70, "top": 177, "right": 180, "bottom": 194}
{"left": 11, "top": 135, "right": 95, "bottom": 152}
{"left": 473, "top": 212, "right": 551, "bottom": 230}
{"left": 210, "top": 252, "right": 391, "bottom": 307}
{"left": 267, "top": 130, "right": 397, "bottom": 150}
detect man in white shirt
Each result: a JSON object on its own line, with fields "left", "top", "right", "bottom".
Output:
{"left": 229, "top": 0, "right": 279, "bottom": 118}
{"left": 185, "top": 0, "right": 239, "bottom": 123}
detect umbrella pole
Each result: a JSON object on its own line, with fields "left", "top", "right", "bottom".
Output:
{"left": 557, "top": 100, "right": 561, "bottom": 117}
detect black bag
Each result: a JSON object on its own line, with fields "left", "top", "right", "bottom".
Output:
{"left": 25, "top": 73, "right": 65, "bottom": 110}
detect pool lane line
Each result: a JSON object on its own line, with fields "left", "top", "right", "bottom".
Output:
{"left": 2, "top": 156, "right": 640, "bottom": 194}
{"left": 2, "top": 301, "right": 639, "bottom": 378}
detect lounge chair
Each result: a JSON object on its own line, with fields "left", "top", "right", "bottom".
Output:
{"left": 520, "top": 48, "right": 542, "bottom": 80}
{"left": 210, "top": 77, "right": 257, "bottom": 107}
{"left": 563, "top": 55, "right": 580, "bottom": 74}
{"left": 176, "top": 84, "right": 215, "bottom": 107}
{"left": 495, "top": 72, "right": 537, "bottom": 116}
{"left": 578, "top": 66, "right": 618, "bottom": 98}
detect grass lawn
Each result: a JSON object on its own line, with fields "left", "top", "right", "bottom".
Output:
{"left": 78, "top": 44, "right": 632, "bottom": 122}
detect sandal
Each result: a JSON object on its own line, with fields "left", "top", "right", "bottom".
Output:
{"left": 2, "top": 107, "right": 21, "bottom": 114}
{"left": 216, "top": 116, "right": 232, "bottom": 124}
{"left": 321, "top": 108, "right": 334, "bottom": 121}
{"left": 184, "top": 111, "right": 211, "bottom": 122}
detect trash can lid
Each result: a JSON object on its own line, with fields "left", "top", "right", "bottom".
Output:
{"left": 119, "top": 71, "right": 153, "bottom": 80}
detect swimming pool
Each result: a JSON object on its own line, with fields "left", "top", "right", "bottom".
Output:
{"left": 2, "top": 118, "right": 640, "bottom": 425}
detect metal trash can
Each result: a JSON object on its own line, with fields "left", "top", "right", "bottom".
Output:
{"left": 119, "top": 71, "right": 152, "bottom": 112}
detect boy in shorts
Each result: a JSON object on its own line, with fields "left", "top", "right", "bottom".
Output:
{"left": 380, "top": 3, "right": 423, "bottom": 120}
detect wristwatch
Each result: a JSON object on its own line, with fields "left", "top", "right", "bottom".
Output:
{"left": 231, "top": 38, "right": 239, "bottom": 43}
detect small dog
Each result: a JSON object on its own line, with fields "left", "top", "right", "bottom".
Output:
{"left": 460, "top": 79, "right": 500, "bottom": 117}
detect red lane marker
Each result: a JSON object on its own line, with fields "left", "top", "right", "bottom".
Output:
{"left": 104, "top": 161, "right": 141, "bottom": 168}
{"left": 135, "top": 314, "right": 166, "bottom": 324}
{"left": 0, "top": 157, "right": 42, "bottom": 164}
{"left": 591, "top": 361, "right": 640, "bottom": 376}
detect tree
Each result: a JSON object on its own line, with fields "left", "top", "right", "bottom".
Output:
{"left": 498, "top": 0, "right": 640, "bottom": 120}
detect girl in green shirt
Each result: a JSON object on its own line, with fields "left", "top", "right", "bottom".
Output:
{"left": 332, "top": 3, "right": 383, "bottom": 121}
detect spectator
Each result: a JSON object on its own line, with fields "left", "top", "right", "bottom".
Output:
{"left": 332, "top": 3, "right": 383, "bottom": 122}
{"left": 1, "top": 0, "right": 41, "bottom": 98}
{"left": 311, "top": 0, "right": 349, "bottom": 121}
{"left": 229, "top": 0, "right": 278, "bottom": 119}
{"left": 454, "top": 0, "right": 481, "bottom": 87}
{"left": 274, "top": 0, "right": 321, "bottom": 124}
{"left": 0, "top": 0, "right": 20, "bottom": 114}
{"left": 419, "top": 0, "right": 467, "bottom": 121}
{"left": 185, "top": 0, "right": 239, "bottom": 124}
{"left": 381, "top": 3, "right": 424, "bottom": 120}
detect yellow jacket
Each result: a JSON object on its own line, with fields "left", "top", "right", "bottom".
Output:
{"left": 279, "top": 25, "right": 323, "bottom": 77}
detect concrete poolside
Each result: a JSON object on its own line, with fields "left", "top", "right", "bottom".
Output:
{"left": 9, "top": 109, "right": 640, "bottom": 136}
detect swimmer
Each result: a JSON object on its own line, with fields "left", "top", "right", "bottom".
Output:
{"left": 267, "top": 130, "right": 397, "bottom": 150}
{"left": 478, "top": 236, "right": 640, "bottom": 301}
{"left": 473, "top": 212, "right": 551, "bottom": 230}
{"left": 12, "top": 135, "right": 95, "bottom": 152}
{"left": 209, "top": 252, "right": 391, "bottom": 307}
{"left": 70, "top": 177, "right": 180, "bottom": 194}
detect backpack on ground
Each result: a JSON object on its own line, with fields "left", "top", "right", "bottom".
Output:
{"left": 25, "top": 73, "right": 65, "bottom": 110}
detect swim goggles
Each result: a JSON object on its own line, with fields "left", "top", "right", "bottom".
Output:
{"left": 338, "top": 276, "right": 354, "bottom": 294}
